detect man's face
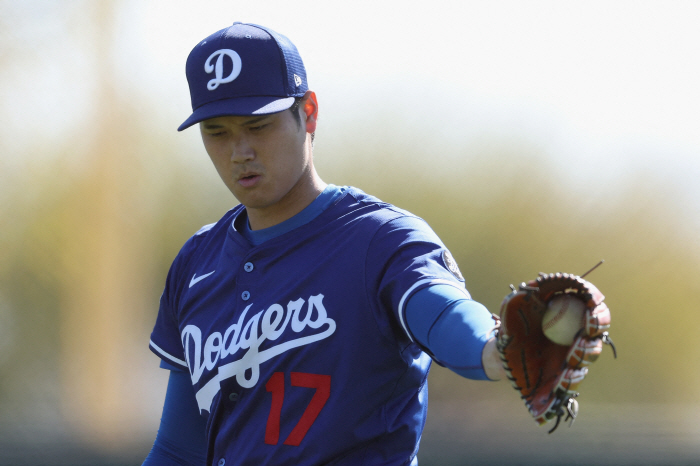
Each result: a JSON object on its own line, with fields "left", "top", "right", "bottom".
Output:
{"left": 199, "top": 103, "right": 312, "bottom": 219}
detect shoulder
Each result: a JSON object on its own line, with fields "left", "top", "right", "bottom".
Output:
{"left": 175, "top": 205, "right": 243, "bottom": 265}
{"left": 338, "top": 186, "right": 428, "bottom": 229}
{"left": 339, "top": 187, "right": 448, "bottom": 257}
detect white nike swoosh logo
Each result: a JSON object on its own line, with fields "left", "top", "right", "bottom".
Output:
{"left": 189, "top": 271, "right": 215, "bottom": 288}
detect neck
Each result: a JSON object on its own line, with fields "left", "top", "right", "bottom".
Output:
{"left": 247, "top": 169, "right": 326, "bottom": 231}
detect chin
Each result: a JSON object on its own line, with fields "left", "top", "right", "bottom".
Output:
{"left": 235, "top": 192, "right": 273, "bottom": 209}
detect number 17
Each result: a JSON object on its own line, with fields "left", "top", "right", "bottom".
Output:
{"left": 265, "top": 372, "right": 331, "bottom": 446}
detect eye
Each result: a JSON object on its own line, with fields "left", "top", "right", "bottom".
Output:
{"left": 249, "top": 123, "right": 269, "bottom": 132}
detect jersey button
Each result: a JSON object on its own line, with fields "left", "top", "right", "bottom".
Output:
{"left": 244, "top": 262, "right": 254, "bottom": 272}
{"left": 217, "top": 459, "right": 226, "bottom": 466}
{"left": 228, "top": 392, "right": 239, "bottom": 402}
{"left": 241, "top": 291, "right": 250, "bottom": 301}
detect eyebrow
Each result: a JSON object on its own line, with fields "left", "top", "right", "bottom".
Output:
{"left": 202, "top": 115, "right": 270, "bottom": 129}
{"left": 241, "top": 115, "right": 270, "bottom": 126}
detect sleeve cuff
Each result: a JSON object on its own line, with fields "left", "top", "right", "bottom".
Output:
{"left": 149, "top": 339, "right": 188, "bottom": 369}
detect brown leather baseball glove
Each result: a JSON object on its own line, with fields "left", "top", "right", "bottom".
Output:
{"left": 496, "top": 272, "right": 616, "bottom": 432}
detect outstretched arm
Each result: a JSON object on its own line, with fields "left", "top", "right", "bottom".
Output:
{"left": 405, "top": 284, "right": 505, "bottom": 381}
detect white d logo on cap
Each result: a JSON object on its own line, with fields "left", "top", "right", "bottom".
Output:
{"left": 204, "top": 49, "right": 242, "bottom": 91}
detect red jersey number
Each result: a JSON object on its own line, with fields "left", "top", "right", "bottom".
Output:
{"left": 264, "top": 372, "right": 331, "bottom": 446}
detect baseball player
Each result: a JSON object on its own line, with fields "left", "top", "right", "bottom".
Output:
{"left": 142, "top": 22, "right": 508, "bottom": 466}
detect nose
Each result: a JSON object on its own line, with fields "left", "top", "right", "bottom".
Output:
{"left": 230, "top": 136, "right": 255, "bottom": 163}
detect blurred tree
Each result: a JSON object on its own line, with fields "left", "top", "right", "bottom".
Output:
{"left": 1, "top": 1, "right": 699, "bottom": 459}
{"left": 53, "top": 1, "right": 151, "bottom": 444}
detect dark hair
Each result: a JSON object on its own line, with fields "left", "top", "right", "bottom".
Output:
{"left": 289, "top": 96, "right": 315, "bottom": 145}
{"left": 289, "top": 97, "right": 303, "bottom": 127}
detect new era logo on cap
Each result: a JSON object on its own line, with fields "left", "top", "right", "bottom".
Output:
{"left": 178, "top": 22, "right": 308, "bottom": 131}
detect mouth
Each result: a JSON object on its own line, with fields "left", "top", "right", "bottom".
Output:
{"left": 238, "top": 173, "right": 261, "bottom": 188}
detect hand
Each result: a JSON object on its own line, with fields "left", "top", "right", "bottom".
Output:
{"left": 481, "top": 337, "right": 505, "bottom": 381}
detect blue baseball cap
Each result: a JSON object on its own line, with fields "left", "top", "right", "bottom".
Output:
{"left": 178, "top": 22, "right": 308, "bottom": 131}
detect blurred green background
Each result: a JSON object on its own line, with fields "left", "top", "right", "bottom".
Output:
{"left": 1, "top": 1, "right": 699, "bottom": 465}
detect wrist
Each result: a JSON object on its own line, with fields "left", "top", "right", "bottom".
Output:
{"left": 482, "top": 337, "right": 506, "bottom": 381}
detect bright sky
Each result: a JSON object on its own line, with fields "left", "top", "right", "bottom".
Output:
{"left": 141, "top": 1, "right": 700, "bottom": 205}
{"left": 4, "top": 0, "right": 700, "bottom": 205}
{"left": 133, "top": 1, "right": 700, "bottom": 141}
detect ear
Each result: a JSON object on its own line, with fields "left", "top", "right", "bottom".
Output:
{"left": 301, "top": 90, "right": 318, "bottom": 134}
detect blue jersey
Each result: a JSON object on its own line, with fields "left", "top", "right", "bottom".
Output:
{"left": 149, "top": 187, "right": 468, "bottom": 465}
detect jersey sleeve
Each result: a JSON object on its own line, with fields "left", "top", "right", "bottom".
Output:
{"left": 366, "top": 214, "right": 470, "bottom": 343}
{"left": 149, "top": 261, "right": 188, "bottom": 369}
{"left": 148, "top": 235, "right": 203, "bottom": 371}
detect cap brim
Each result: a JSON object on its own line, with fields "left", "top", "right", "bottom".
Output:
{"left": 178, "top": 96, "right": 296, "bottom": 131}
